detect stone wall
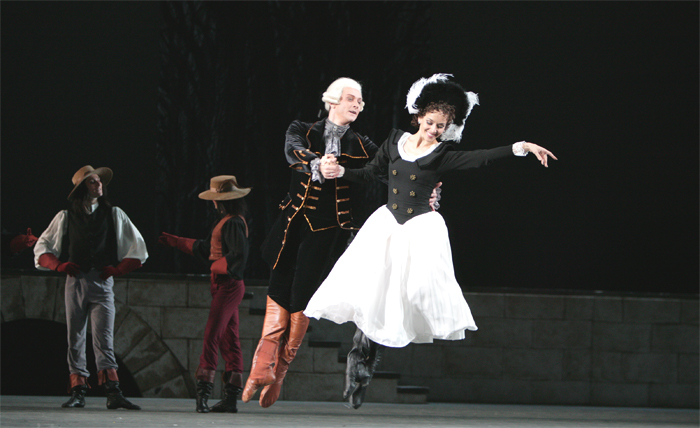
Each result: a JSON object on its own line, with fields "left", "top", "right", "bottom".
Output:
{"left": 374, "top": 292, "right": 699, "bottom": 408}
{"left": 1, "top": 271, "right": 697, "bottom": 408}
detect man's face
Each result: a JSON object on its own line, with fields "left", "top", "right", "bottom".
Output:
{"left": 85, "top": 174, "right": 103, "bottom": 199}
{"left": 329, "top": 87, "right": 362, "bottom": 126}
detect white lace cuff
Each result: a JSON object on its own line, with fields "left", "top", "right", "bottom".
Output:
{"left": 513, "top": 141, "right": 528, "bottom": 157}
{"left": 337, "top": 165, "right": 345, "bottom": 178}
{"left": 310, "top": 158, "right": 324, "bottom": 183}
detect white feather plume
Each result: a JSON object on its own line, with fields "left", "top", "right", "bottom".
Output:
{"left": 441, "top": 91, "right": 479, "bottom": 142}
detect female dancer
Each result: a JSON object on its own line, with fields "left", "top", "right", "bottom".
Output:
{"left": 304, "top": 74, "right": 556, "bottom": 408}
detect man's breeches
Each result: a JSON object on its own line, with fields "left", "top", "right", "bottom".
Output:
{"left": 268, "top": 218, "right": 350, "bottom": 313}
{"left": 199, "top": 274, "right": 246, "bottom": 373}
{"left": 64, "top": 269, "right": 117, "bottom": 377}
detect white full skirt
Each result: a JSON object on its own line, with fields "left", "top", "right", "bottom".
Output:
{"left": 304, "top": 206, "right": 477, "bottom": 348}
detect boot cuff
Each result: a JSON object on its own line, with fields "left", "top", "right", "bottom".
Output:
{"left": 97, "top": 368, "right": 119, "bottom": 385}
{"left": 195, "top": 367, "right": 217, "bottom": 383}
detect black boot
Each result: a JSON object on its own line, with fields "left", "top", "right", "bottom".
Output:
{"left": 211, "top": 382, "right": 243, "bottom": 413}
{"left": 105, "top": 380, "right": 141, "bottom": 410}
{"left": 195, "top": 380, "right": 214, "bottom": 413}
{"left": 344, "top": 327, "right": 381, "bottom": 409}
{"left": 62, "top": 384, "right": 88, "bottom": 408}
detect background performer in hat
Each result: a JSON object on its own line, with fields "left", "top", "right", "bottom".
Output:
{"left": 305, "top": 73, "right": 557, "bottom": 408}
{"left": 34, "top": 165, "right": 147, "bottom": 410}
{"left": 159, "top": 175, "right": 251, "bottom": 414}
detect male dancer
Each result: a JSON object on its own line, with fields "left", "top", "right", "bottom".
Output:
{"left": 34, "top": 165, "right": 147, "bottom": 410}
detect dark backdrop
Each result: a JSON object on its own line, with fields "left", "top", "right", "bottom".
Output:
{"left": 2, "top": 1, "right": 697, "bottom": 295}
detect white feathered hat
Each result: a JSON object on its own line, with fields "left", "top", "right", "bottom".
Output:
{"left": 405, "top": 73, "right": 479, "bottom": 142}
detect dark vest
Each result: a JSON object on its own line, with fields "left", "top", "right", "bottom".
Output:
{"left": 60, "top": 204, "right": 118, "bottom": 272}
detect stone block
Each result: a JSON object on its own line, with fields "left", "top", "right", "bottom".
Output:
{"left": 622, "top": 353, "right": 677, "bottom": 383}
{"left": 411, "top": 344, "right": 444, "bottom": 378}
{"left": 424, "top": 378, "right": 533, "bottom": 404}
{"left": 132, "top": 351, "right": 183, "bottom": 393}
{"left": 470, "top": 317, "right": 532, "bottom": 348}
{"left": 505, "top": 295, "right": 565, "bottom": 320}
{"left": 464, "top": 293, "right": 505, "bottom": 318}
{"left": 312, "top": 346, "right": 342, "bottom": 374}
{"left": 129, "top": 306, "right": 161, "bottom": 336}
{"left": 532, "top": 320, "right": 592, "bottom": 349}
{"left": 649, "top": 383, "right": 699, "bottom": 408}
{"left": 188, "top": 340, "right": 203, "bottom": 371}
{"left": 163, "top": 339, "right": 189, "bottom": 372}
{"left": 113, "top": 301, "right": 129, "bottom": 331}
{"left": 53, "top": 282, "right": 66, "bottom": 323}
{"left": 591, "top": 351, "right": 623, "bottom": 382}
{"left": 652, "top": 324, "right": 699, "bottom": 353}
{"left": 382, "top": 346, "right": 414, "bottom": 376}
{"left": 502, "top": 348, "right": 564, "bottom": 380}
{"left": 141, "top": 374, "right": 190, "bottom": 399}
{"left": 363, "top": 376, "right": 398, "bottom": 403}
{"left": 187, "top": 280, "right": 212, "bottom": 308}
{"left": 162, "top": 308, "right": 209, "bottom": 339}
{"left": 282, "top": 372, "right": 344, "bottom": 402}
{"left": 1, "top": 276, "right": 25, "bottom": 322}
{"left": 592, "top": 322, "right": 651, "bottom": 352}
{"left": 128, "top": 279, "right": 187, "bottom": 307}
{"left": 591, "top": 382, "right": 648, "bottom": 407}
{"left": 624, "top": 298, "right": 680, "bottom": 324}
{"left": 564, "top": 349, "right": 591, "bottom": 381}
{"left": 445, "top": 347, "right": 502, "bottom": 378}
{"left": 396, "top": 387, "right": 428, "bottom": 404}
{"left": 240, "top": 338, "right": 256, "bottom": 366}
{"left": 594, "top": 297, "right": 623, "bottom": 322}
{"left": 680, "top": 300, "right": 699, "bottom": 324}
{"left": 678, "top": 354, "right": 699, "bottom": 385}
{"left": 122, "top": 330, "right": 170, "bottom": 374}
{"left": 307, "top": 318, "right": 356, "bottom": 342}
{"left": 238, "top": 312, "right": 264, "bottom": 340}
{"left": 565, "top": 296, "right": 594, "bottom": 320}
{"left": 113, "top": 278, "right": 128, "bottom": 303}
{"left": 287, "top": 341, "right": 313, "bottom": 373}
{"left": 22, "top": 275, "right": 60, "bottom": 320}
{"left": 113, "top": 310, "right": 151, "bottom": 357}
{"left": 530, "top": 380, "right": 590, "bottom": 405}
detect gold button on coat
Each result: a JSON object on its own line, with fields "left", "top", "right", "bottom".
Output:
{"left": 392, "top": 203, "right": 398, "bottom": 210}
{"left": 409, "top": 191, "right": 416, "bottom": 197}
{"left": 407, "top": 208, "right": 414, "bottom": 214}
{"left": 392, "top": 170, "right": 397, "bottom": 175}
{"left": 393, "top": 188, "right": 398, "bottom": 194}
{"left": 410, "top": 174, "right": 417, "bottom": 180}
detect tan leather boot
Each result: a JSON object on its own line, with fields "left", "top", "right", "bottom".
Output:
{"left": 259, "top": 311, "right": 309, "bottom": 408}
{"left": 241, "top": 296, "right": 290, "bottom": 402}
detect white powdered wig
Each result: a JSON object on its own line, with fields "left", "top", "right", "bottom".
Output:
{"left": 405, "top": 73, "right": 479, "bottom": 143}
{"left": 322, "top": 77, "right": 365, "bottom": 112}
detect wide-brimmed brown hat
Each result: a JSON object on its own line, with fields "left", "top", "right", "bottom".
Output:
{"left": 198, "top": 175, "right": 251, "bottom": 200}
{"left": 67, "top": 165, "right": 113, "bottom": 200}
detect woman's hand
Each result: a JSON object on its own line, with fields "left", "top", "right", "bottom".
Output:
{"left": 523, "top": 143, "right": 558, "bottom": 167}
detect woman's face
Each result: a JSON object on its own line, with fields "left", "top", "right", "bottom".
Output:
{"left": 418, "top": 110, "right": 449, "bottom": 143}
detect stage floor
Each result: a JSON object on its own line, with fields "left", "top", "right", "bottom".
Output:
{"left": 0, "top": 396, "right": 697, "bottom": 428}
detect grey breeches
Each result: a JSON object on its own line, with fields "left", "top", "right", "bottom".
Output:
{"left": 64, "top": 269, "right": 117, "bottom": 377}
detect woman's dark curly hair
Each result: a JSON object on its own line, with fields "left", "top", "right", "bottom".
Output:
{"left": 411, "top": 101, "right": 456, "bottom": 128}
